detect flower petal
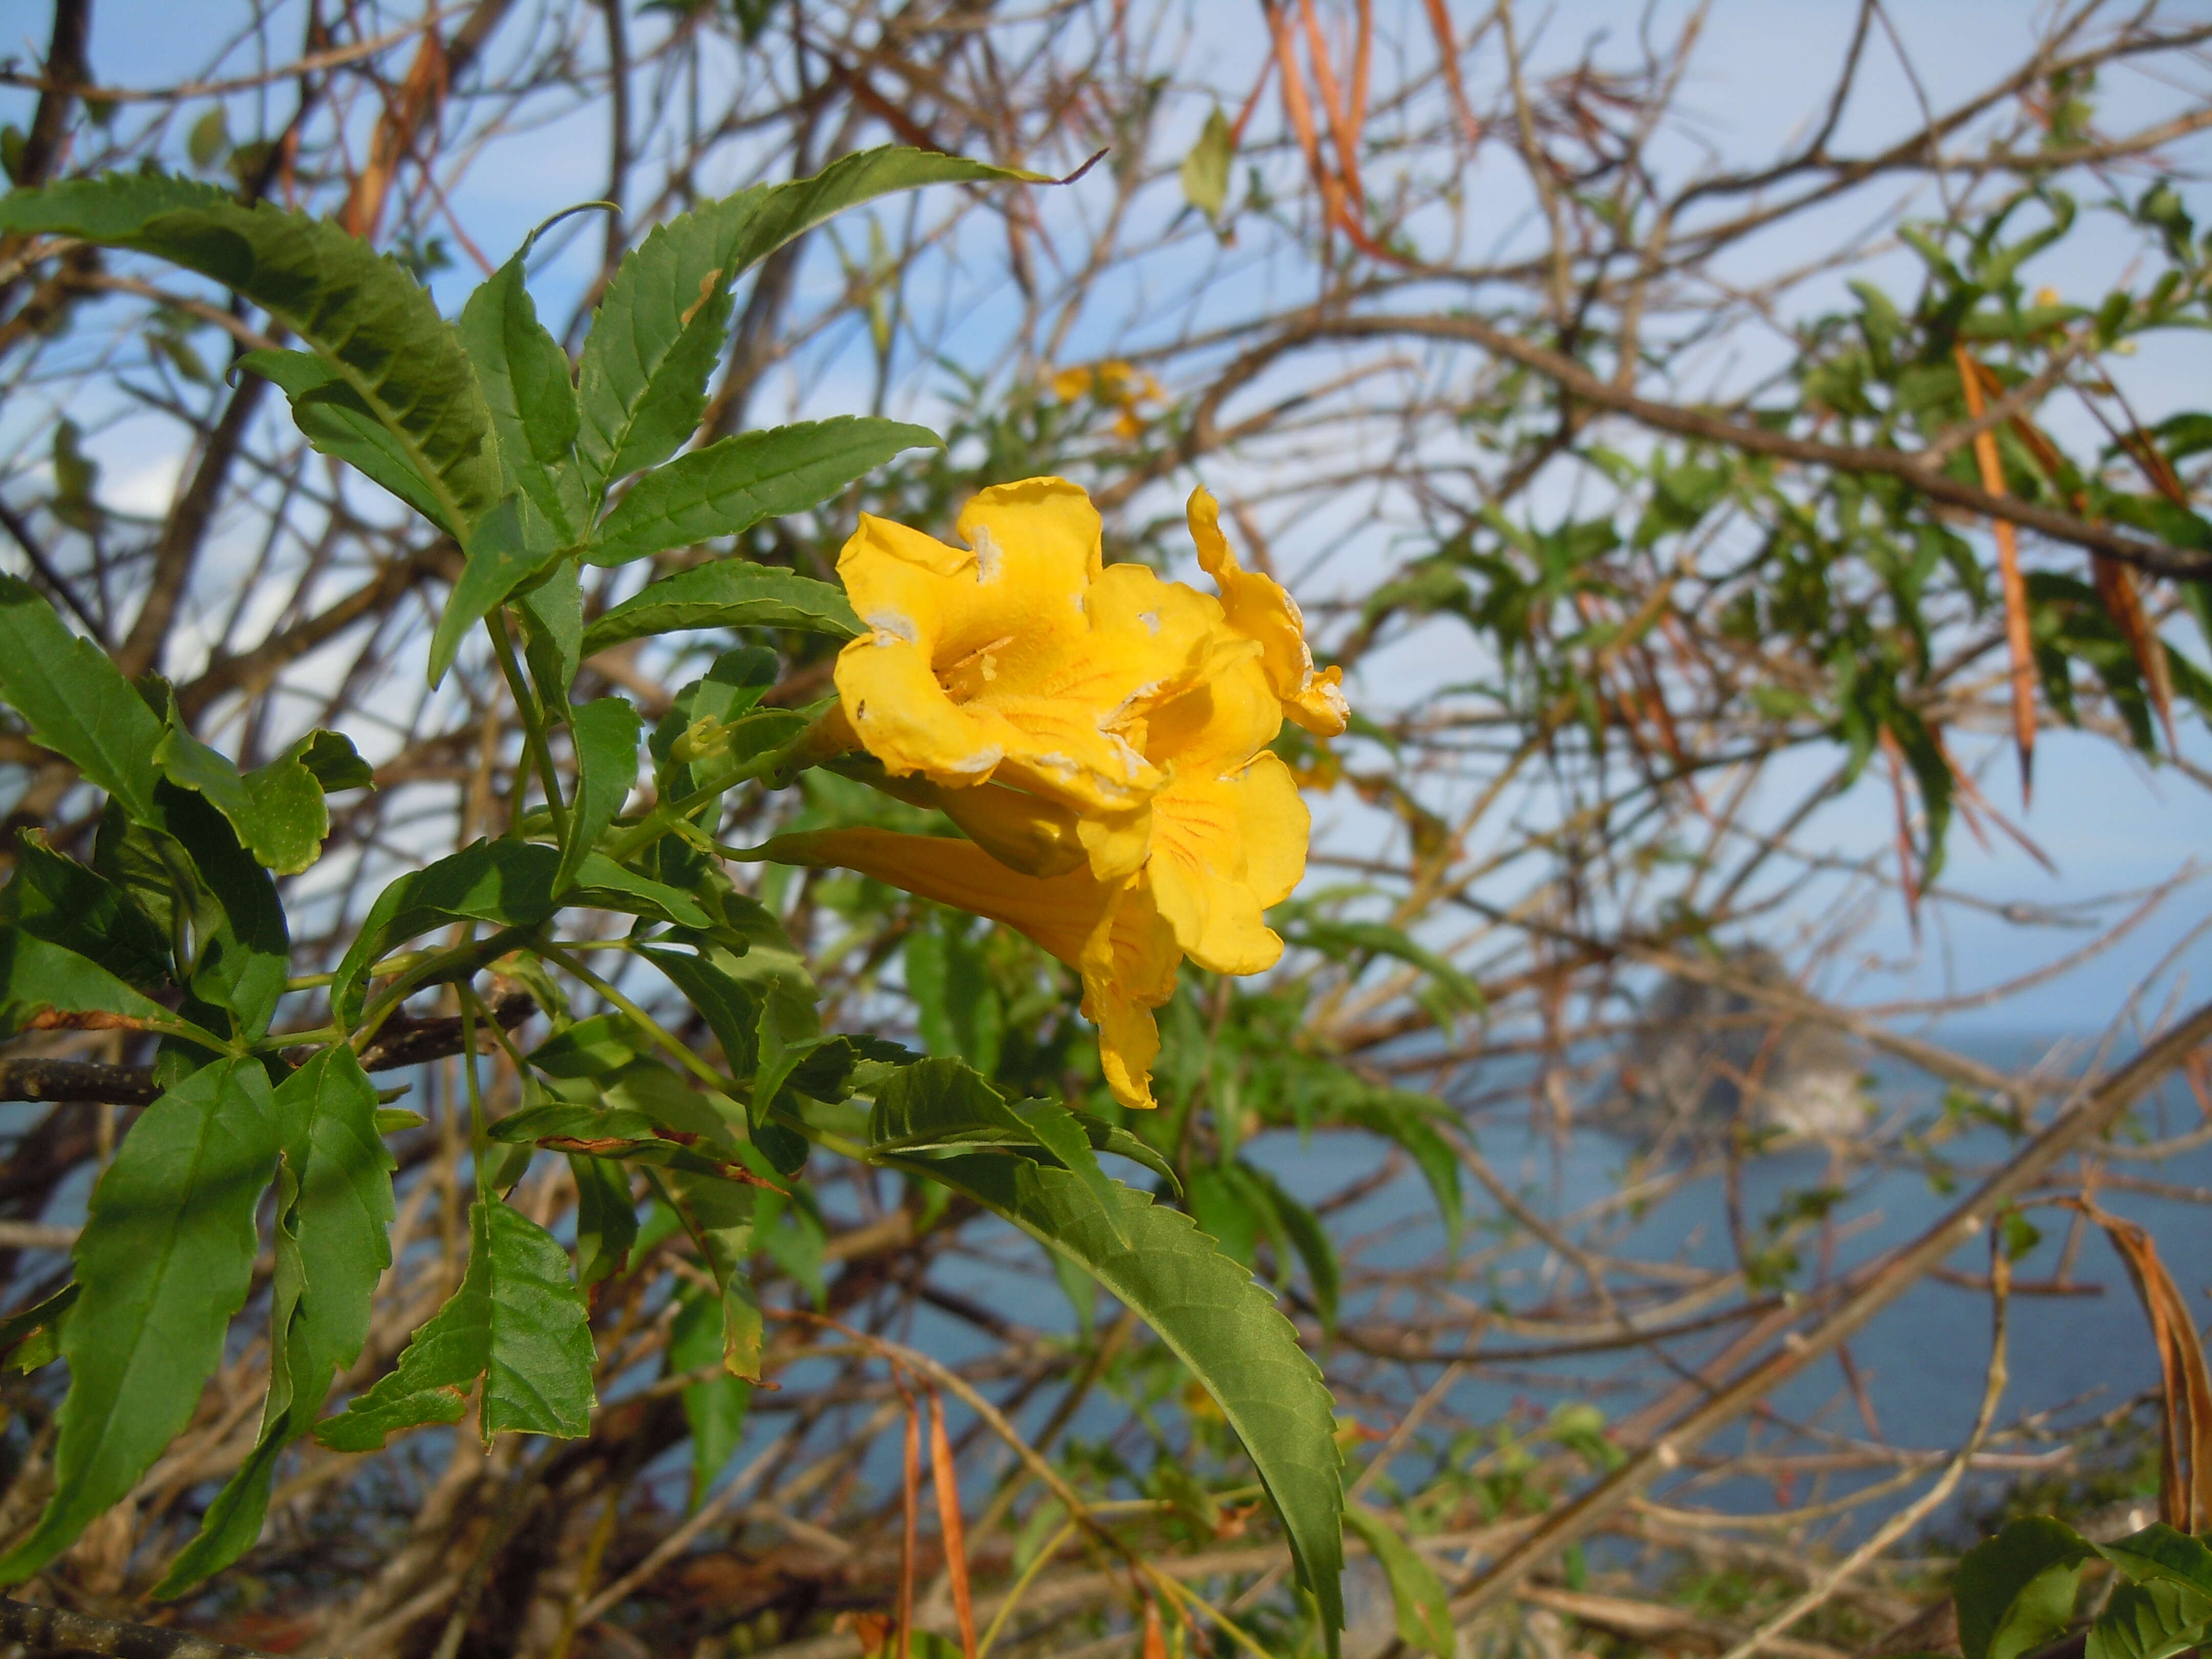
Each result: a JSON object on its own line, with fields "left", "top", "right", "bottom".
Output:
{"left": 1187, "top": 485, "right": 1349, "bottom": 736}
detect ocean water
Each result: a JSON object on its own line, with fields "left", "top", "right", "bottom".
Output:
{"left": 902, "top": 1027, "right": 2207, "bottom": 1538}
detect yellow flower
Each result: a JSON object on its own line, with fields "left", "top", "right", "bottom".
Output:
{"left": 761, "top": 827, "right": 1179, "bottom": 1110}
{"left": 1048, "top": 360, "right": 1165, "bottom": 440}
{"left": 833, "top": 478, "right": 1232, "bottom": 844}
{"left": 1186, "top": 487, "right": 1348, "bottom": 736}
{"left": 811, "top": 480, "right": 1347, "bottom": 1106}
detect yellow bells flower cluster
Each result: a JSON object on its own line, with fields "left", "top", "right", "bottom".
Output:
{"left": 1048, "top": 360, "right": 1166, "bottom": 440}
{"left": 796, "top": 477, "right": 1345, "bottom": 1109}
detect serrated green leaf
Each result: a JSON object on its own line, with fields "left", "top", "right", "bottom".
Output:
{"left": 146, "top": 691, "right": 353, "bottom": 876}
{"left": 2100, "top": 1525, "right": 2212, "bottom": 1597}
{"left": 575, "top": 147, "right": 1042, "bottom": 500}
{"left": 288, "top": 729, "right": 373, "bottom": 794}
{"left": 568, "top": 1153, "right": 637, "bottom": 1287}
{"left": 0, "top": 930, "right": 206, "bottom": 1046}
{"left": 640, "top": 946, "right": 764, "bottom": 1078}
{"left": 239, "top": 348, "right": 457, "bottom": 535}
{"left": 0, "top": 575, "right": 163, "bottom": 816}
{"left": 518, "top": 557, "right": 585, "bottom": 708}
{"left": 2087, "top": 1580, "right": 2212, "bottom": 1659}
{"left": 331, "top": 840, "right": 710, "bottom": 1023}
{"left": 1010, "top": 1095, "right": 1126, "bottom": 1247}
{"left": 0, "top": 1058, "right": 278, "bottom": 1584}
{"left": 428, "top": 493, "right": 566, "bottom": 688}
{"left": 585, "top": 417, "right": 937, "bottom": 566}
{"left": 458, "top": 249, "right": 585, "bottom": 543}
{"left": 1956, "top": 1517, "right": 2094, "bottom": 1659}
{"left": 878, "top": 1146, "right": 1344, "bottom": 1650}
{"left": 3, "top": 829, "right": 171, "bottom": 992}
{"left": 558, "top": 696, "right": 642, "bottom": 894}
{"left": 315, "top": 1200, "right": 594, "bottom": 1451}
{"left": 274, "top": 1047, "right": 397, "bottom": 1425}
{"left": 0, "top": 174, "right": 500, "bottom": 536}
{"left": 1343, "top": 1504, "right": 1452, "bottom": 1656}
{"left": 147, "top": 784, "right": 290, "bottom": 1039}
{"left": 154, "top": 1047, "right": 394, "bottom": 1596}
{"left": 580, "top": 560, "right": 860, "bottom": 655}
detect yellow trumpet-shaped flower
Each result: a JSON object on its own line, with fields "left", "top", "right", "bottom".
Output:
{"left": 1186, "top": 487, "right": 1348, "bottom": 737}
{"left": 813, "top": 481, "right": 1346, "bottom": 1105}
{"left": 833, "top": 478, "right": 1231, "bottom": 836}
{"left": 760, "top": 827, "right": 1179, "bottom": 1110}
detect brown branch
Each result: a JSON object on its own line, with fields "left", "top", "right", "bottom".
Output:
{"left": 0, "top": 992, "right": 538, "bottom": 1106}
{"left": 1216, "top": 310, "right": 2212, "bottom": 582}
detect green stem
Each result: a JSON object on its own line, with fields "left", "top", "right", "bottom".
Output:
{"left": 458, "top": 989, "right": 490, "bottom": 1202}
{"left": 602, "top": 750, "right": 786, "bottom": 864}
{"left": 540, "top": 944, "right": 740, "bottom": 1099}
{"left": 487, "top": 609, "right": 569, "bottom": 845}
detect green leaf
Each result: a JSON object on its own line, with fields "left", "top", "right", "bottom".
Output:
{"left": 568, "top": 1154, "right": 638, "bottom": 1287}
{"left": 458, "top": 249, "right": 585, "bottom": 544}
{"left": 3, "top": 829, "right": 172, "bottom": 992}
{"left": 156, "top": 1047, "right": 395, "bottom": 1595}
{"left": 518, "top": 558, "right": 585, "bottom": 708}
{"left": 427, "top": 494, "right": 565, "bottom": 688}
{"left": 332, "top": 840, "right": 710, "bottom": 1023}
{"left": 288, "top": 729, "right": 373, "bottom": 794}
{"left": 0, "top": 930, "right": 207, "bottom": 1046}
{"left": 2086, "top": 1580, "right": 2212, "bottom": 1659}
{"left": 0, "top": 1058, "right": 278, "bottom": 1584}
{"left": 1009, "top": 1095, "right": 1126, "bottom": 1247}
{"left": 669, "top": 1281, "right": 751, "bottom": 1509}
{"left": 316, "top": 1200, "right": 595, "bottom": 1451}
{"left": 580, "top": 560, "right": 861, "bottom": 655}
{"left": 639, "top": 946, "right": 764, "bottom": 1078}
{"left": 585, "top": 417, "right": 938, "bottom": 566}
{"left": 575, "top": 147, "right": 1042, "bottom": 499}
{"left": 1288, "top": 918, "right": 1483, "bottom": 1015}
{"left": 1232, "top": 1160, "right": 1340, "bottom": 1337}
{"left": 2099, "top": 1525, "right": 2212, "bottom": 1597}
{"left": 0, "top": 174, "right": 501, "bottom": 537}
{"left": 905, "top": 924, "right": 1001, "bottom": 1075}
{"left": 0, "top": 1284, "right": 78, "bottom": 1371}
{"left": 0, "top": 575, "right": 164, "bottom": 816}
{"left": 146, "top": 784, "right": 290, "bottom": 1040}
{"left": 273, "top": 1047, "right": 397, "bottom": 1428}
{"left": 1343, "top": 1504, "right": 1452, "bottom": 1656}
{"left": 558, "top": 697, "right": 642, "bottom": 895}
{"left": 1340, "top": 1095, "right": 1463, "bottom": 1256}
{"left": 1180, "top": 105, "right": 1233, "bottom": 223}
{"left": 239, "top": 349, "right": 458, "bottom": 535}
{"left": 878, "top": 1146, "right": 1344, "bottom": 1651}
{"left": 1955, "top": 1517, "right": 2094, "bottom": 1659}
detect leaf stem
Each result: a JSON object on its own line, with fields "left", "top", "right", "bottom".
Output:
{"left": 458, "top": 987, "right": 490, "bottom": 1202}
{"left": 601, "top": 748, "right": 789, "bottom": 864}
{"left": 540, "top": 943, "right": 738, "bottom": 1100}
{"left": 487, "top": 609, "right": 569, "bottom": 844}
